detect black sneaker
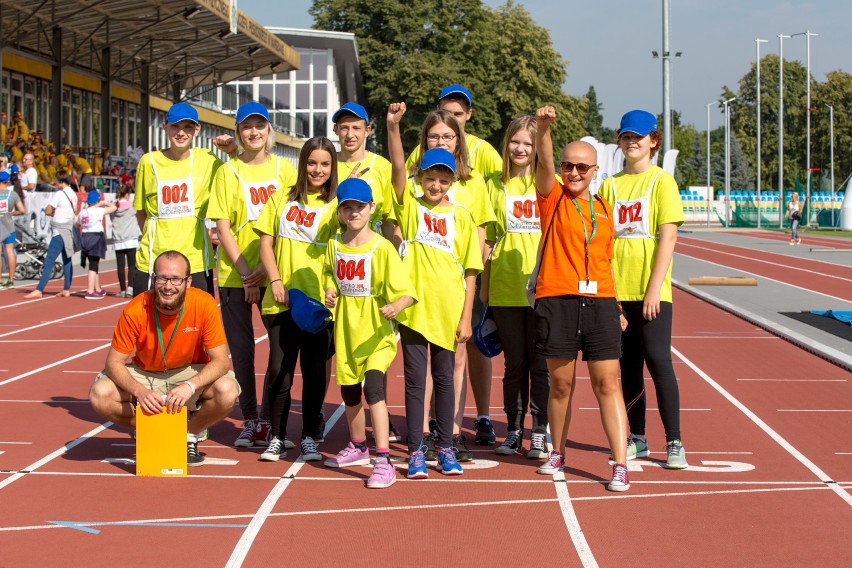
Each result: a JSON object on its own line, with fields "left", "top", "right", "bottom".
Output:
{"left": 187, "top": 440, "right": 204, "bottom": 466}
{"left": 314, "top": 412, "right": 326, "bottom": 442}
{"left": 453, "top": 434, "right": 473, "bottom": 462}
{"left": 388, "top": 421, "right": 402, "bottom": 443}
{"left": 495, "top": 430, "right": 523, "bottom": 455}
{"left": 474, "top": 417, "right": 496, "bottom": 445}
{"left": 423, "top": 434, "right": 437, "bottom": 462}
{"left": 428, "top": 418, "right": 438, "bottom": 439}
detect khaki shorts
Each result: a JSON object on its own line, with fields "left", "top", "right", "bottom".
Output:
{"left": 96, "top": 364, "right": 239, "bottom": 412}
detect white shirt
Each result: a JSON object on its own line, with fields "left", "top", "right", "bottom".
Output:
{"left": 23, "top": 167, "right": 37, "bottom": 190}
{"left": 49, "top": 187, "right": 77, "bottom": 224}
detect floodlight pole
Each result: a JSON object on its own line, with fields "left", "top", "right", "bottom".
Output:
{"left": 792, "top": 31, "right": 818, "bottom": 227}
{"left": 723, "top": 97, "right": 736, "bottom": 228}
{"left": 755, "top": 38, "right": 768, "bottom": 228}
{"left": 778, "top": 34, "right": 790, "bottom": 229}
{"left": 706, "top": 102, "right": 713, "bottom": 227}
{"left": 826, "top": 103, "right": 835, "bottom": 227}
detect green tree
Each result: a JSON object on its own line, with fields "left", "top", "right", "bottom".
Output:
{"left": 583, "top": 85, "right": 604, "bottom": 139}
{"left": 310, "top": 0, "right": 585, "bottom": 157}
{"left": 812, "top": 70, "right": 852, "bottom": 191}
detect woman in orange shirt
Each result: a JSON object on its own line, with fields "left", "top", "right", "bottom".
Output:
{"left": 531, "top": 106, "right": 630, "bottom": 492}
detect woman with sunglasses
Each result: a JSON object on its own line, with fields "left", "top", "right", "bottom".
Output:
{"left": 531, "top": 106, "right": 630, "bottom": 492}
{"left": 597, "top": 110, "right": 687, "bottom": 470}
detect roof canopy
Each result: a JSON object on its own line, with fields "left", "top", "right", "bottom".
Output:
{"left": 0, "top": 0, "right": 299, "bottom": 96}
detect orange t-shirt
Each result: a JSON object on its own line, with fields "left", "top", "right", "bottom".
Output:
{"left": 535, "top": 180, "right": 615, "bottom": 299}
{"left": 111, "top": 288, "right": 227, "bottom": 372}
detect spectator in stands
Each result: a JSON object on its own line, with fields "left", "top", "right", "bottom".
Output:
{"left": 20, "top": 153, "right": 38, "bottom": 194}
{"left": 68, "top": 149, "right": 94, "bottom": 191}
{"left": 88, "top": 250, "right": 240, "bottom": 467}
{"left": 24, "top": 171, "right": 77, "bottom": 299}
{"left": 0, "top": 112, "right": 7, "bottom": 143}
{"left": 110, "top": 184, "right": 141, "bottom": 298}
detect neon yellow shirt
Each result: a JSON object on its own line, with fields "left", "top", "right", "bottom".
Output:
{"left": 406, "top": 133, "right": 503, "bottom": 180}
{"left": 597, "top": 166, "right": 684, "bottom": 302}
{"left": 485, "top": 174, "right": 542, "bottom": 307}
{"left": 393, "top": 178, "right": 483, "bottom": 351}
{"left": 323, "top": 234, "right": 417, "bottom": 385}
{"left": 253, "top": 189, "right": 339, "bottom": 315}
{"left": 133, "top": 147, "right": 221, "bottom": 275}
{"left": 337, "top": 151, "right": 393, "bottom": 227}
{"left": 208, "top": 155, "right": 298, "bottom": 288}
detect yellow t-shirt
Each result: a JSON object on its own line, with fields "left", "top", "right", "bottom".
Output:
{"left": 393, "top": 178, "right": 483, "bottom": 351}
{"left": 597, "top": 166, "right": 684, "bottom": 302}
{"left": 337, "top": 151, "right": 393, "bottom": 227}
{"left": 208, "top": 154, "right": 298, "bottom": 288}
{"left": 72, "top": 156, "right": 92, "bottom": 174}
{"left": 405, "top": 133, "right": 503, "bottom": 181}
{"left": 253, "top": 189, "right": 340, "bottom": 315}
{"left": 485, "top": 174, "right": 542, "bottom": 307}
{"left": 133, "top": 147, "right": 222, "bottom": 275}
{"left": 323, "top": 234, "right": 417, "bottom": 385}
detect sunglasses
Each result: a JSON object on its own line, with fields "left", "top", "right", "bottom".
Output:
{"left": 559, "top": 161, "right": 596, "bottom": 175}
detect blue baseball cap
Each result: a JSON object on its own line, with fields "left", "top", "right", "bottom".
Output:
{"left": 288, "top": 288, "right": 332, "bottom": 334}
{"left": 420, "top": 148, "right": 456, "bottom": 174}
{"left": 438, "top": 84, "right": 473, "bottom": 107}
{"left": 236, "top": 101, "right": 270, "bottom": 125}
{"left": 473, "top": 308, "right": 502, "bottom": 358}
{"left": 336, "top": 178, "right": 373, "bottom": 205}
{"left": 165, "top": 102, "right": 199, "bottom": 125}
{"left": 0, "top": 170, "right": 10, "bottom": 183}
{"left": 332, "top": 102, "right": 369, "bottom": 123}
{"left": 86, "top": 190, "right": 101, "bottom": 205}
{"left": 617, "top": 110, "right": 657, "bottom": 137}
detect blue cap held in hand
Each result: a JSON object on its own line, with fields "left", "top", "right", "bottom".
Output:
{"left": 472, "top": 307, "right": 502, "bottom": 358}
{"left": 288, "top": 288, "right": 332, "bottom": 334}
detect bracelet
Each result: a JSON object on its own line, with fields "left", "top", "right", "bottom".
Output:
{"left": 182, "top": 381, "right": 196, "bottom": 395}
{"left": 269, "top": 279, "right": 282, "bottom": 285}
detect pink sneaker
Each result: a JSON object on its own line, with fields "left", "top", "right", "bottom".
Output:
{"left": 366, "top": 456, "right": 396, "bottom": 488}
{"left": 537, "top": 451, "right": 565, "bottom": 475}
{"left": 324, "top": 442, "right": 370, "bottom": 468}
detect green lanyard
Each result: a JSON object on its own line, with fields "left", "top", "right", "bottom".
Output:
{"left": 154, "top": 304, "right": 184, "bottom": 379}
{"left": 570, "top": 195, "right": 597, "bottom": 284}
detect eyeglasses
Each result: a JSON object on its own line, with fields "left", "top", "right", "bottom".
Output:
{"left": 426, "top": 133, "right": 457, "bottom": 143}
{"left": 153, "top": 275, "right": 190, "bottom": 287}
{"left": 559, "top": 161, "right": 596, "bottom": 175}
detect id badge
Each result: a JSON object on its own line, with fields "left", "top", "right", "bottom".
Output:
{"left": 578, "top": 280, "right": 598, "bottom": 295}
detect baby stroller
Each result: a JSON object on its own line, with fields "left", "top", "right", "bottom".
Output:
{"left": 14, "top": 238, "right": 63, "bottom": 280}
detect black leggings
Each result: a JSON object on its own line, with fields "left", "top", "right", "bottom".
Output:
{"left": 340, "top": 370, "right": 386, "bottom": 407}
{"left": 264, "top": 310, "right": 333, "bottom": 440}
{"left": 84, "top": 256, "right": 100, "bottom": 272}
{"left": 492, "top": 306, "right": 550, "bottom": 434}
{"left": 399, "top": 325, "right": 455, "bottom": 452}
{"left": 114, "top": 247, "right": 136, "bottom": 292}
{"left": 221, "top": 286, "right": 269, "bottom": 421}
{"left": 620, "top": 301, "right": 681, "bottom": 442}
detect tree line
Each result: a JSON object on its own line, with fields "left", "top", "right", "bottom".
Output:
{"left": 311, "top": 1, "right": 849, "bottom": 192}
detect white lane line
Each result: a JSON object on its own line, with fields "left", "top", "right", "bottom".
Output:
{"left": 778, "top": 409, "right": 852, "bottom": 413}
{"left": 0, "top": 304, "right": 123, "bottom": 339}
{"left": 677, "top": 240, "right": 852, "bottom": 283}
{"left": 738, "top": 379, "right": 847, "bottom": 382}
{"left": 224, "top": 403, "right": 346, "bottom": 568}
{"left": 675, "top": 253, "right": 852, "bottom": 303}
{"left": 0, "top": 441, "right": 33, "bottom": 445}
{"left": 0, "top": 399, "right": 90, "bottom": 403}
{"left": 0, "top": 422, "right": 111, "bottom": 491}
{"left": 0, "top": 343, "right": 111, "bottom": 387}
{"left": 672, "top": 346, "right": 852, "bottom": 507}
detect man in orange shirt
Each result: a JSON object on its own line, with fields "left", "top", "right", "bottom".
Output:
{"left": 89, "top": 250, "right": 239, "bottom": 466}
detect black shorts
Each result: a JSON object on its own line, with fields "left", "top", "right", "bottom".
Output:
{"left": 534, "top": 295, "right": 622, "bottom": 361}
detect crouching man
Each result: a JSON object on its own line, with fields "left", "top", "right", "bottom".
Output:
{"left": 89, "top": 250, "right": 239, "bottom": 465}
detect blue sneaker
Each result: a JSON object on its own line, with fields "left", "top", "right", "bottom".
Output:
{"left": 407, "top": 450, "right": 429, "bottom": 479}
{"left": 437, "top": 447, "right": 463, "bottom": 476}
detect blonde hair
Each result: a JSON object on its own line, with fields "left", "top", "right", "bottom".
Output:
{"left": 500, "top": 115, "right": 537, "bottom": 183}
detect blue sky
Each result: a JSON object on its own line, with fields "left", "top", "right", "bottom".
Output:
{"left": 238, "top": 0, "right": 850, "bottom": 130}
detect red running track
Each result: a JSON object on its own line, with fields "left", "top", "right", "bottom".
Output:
{"left": 0, "top": 248, "right": 849, "bottom": 567}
